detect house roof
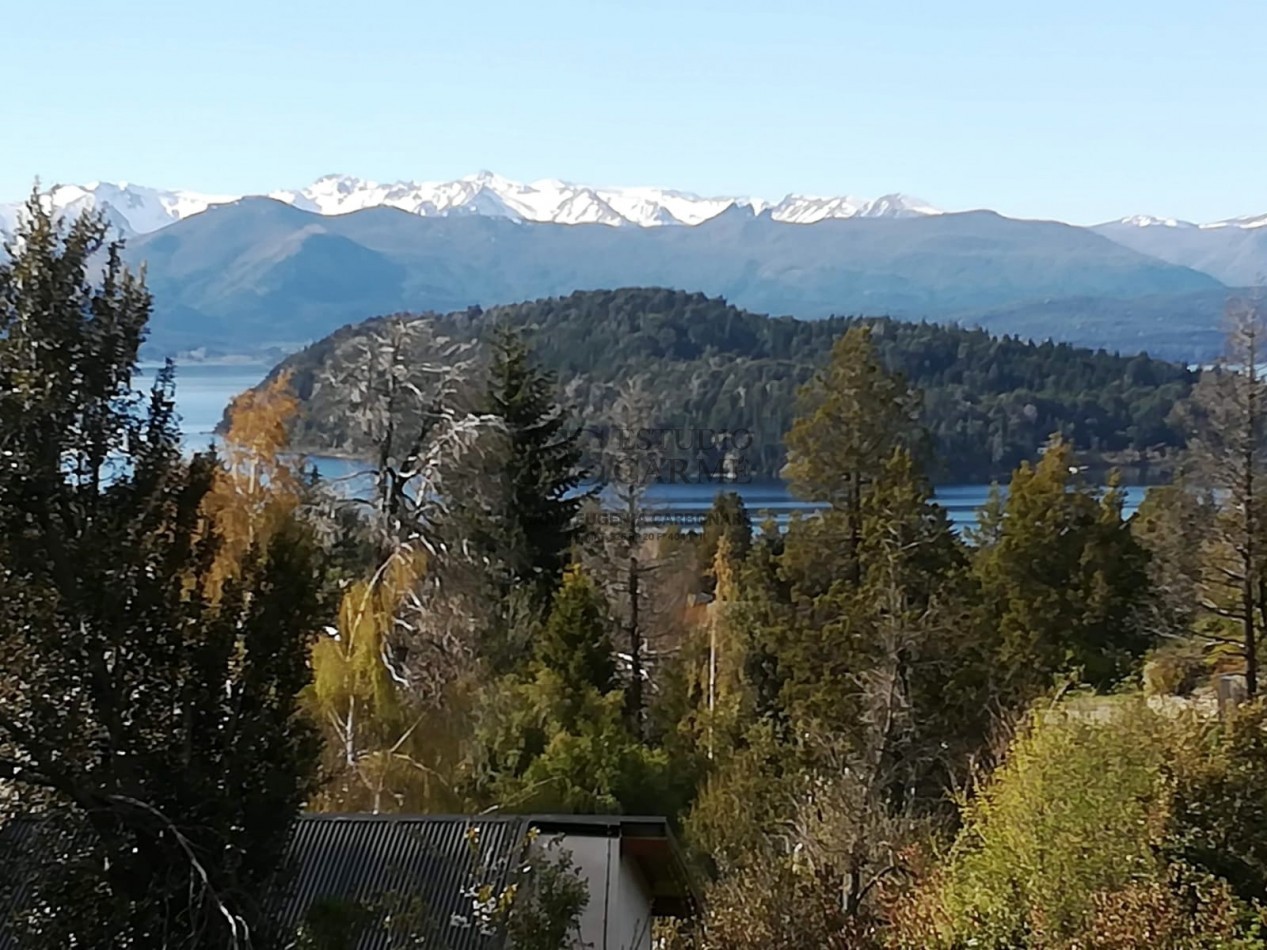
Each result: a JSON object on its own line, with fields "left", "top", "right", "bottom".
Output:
{"left": 0, "top": 812, "right": 697, "bottom": 948}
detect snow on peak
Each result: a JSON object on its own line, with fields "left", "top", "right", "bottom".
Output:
{"left": 1, "top": 173, "right": 945, "bottom": 236}
{"left": 1114, "top": 214, "right": 1193, "bottom": 228}
{"left": 1199, "top": 212, "right": 1267, "bottom": 231}
{"left": 0, "top": 181, "right": 236, "bottom": 239}
{"left": 766, "top": 192, "right": 940, "bottom": 224}
{"left": 1112, "top": 211, "right": 1267, "bottom": 231}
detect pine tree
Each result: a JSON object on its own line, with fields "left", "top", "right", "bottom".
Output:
{"left": 469, "top": 325, "right": 591, "bottom": 673}
{"left": 464, "top": 567, "right": 675, "bottom": 817}
{"left": 1132, "top": 482, "right": 1215, "bottom": 641}
{"left": 687, "top": 449, "right": 971, "bottom": 930}
{"left": 775, "top": 448, "right": 964, "bottom": 744}
{"left": 486, "top": 325, "right": 589, "bottom": 598}
{"left": 854, "top": 448, "right": 981, "bottom": 802}
{"left": 534, "top": 565, "right": 616, "bottom": 729}
{"left": 784, "top": 324, "right": 922, "bottom": 585}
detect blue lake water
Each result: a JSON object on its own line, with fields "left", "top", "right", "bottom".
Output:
{"left": 150, "top": 362, "right": 1148, "bottom": 531}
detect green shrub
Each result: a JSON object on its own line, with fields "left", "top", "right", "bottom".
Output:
{"left": 1144, "top": 639, "right": 1207, "bottom": 697}
{"left": 890, "top": 695, "right": 1267, "bottom": 948}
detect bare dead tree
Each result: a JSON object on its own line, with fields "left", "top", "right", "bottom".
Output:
{"left": 587, "top": 379, "right": 674, "bottom": 738}
{"left": 1183, "top": 297, "right": 1267, "bottom": 697}
{"left": 314, "top": 317, "right": 509, "bottom": 683}
{"left": 1132, "top": 482, "right": 1217, "bottom": 643}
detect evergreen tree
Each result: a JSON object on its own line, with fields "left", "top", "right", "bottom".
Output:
{"left": 775, "top": 448, "right": 965, "bottom": 748}
{"left": 784, "top": 324, "right": 922, "bottom": 585}
{"left": 0, "top": 193, "right": 325, "bottom": 947}
{"left": 275, "top": 289, "right": 1197, "bottom": 486}
{"left": 1132, "top": 482, "right": 1215, "bottom": 641}
{"left": 733, "top": 522, "right": 790, "bottom": 730}
{"left": 855, "top": 448, "right": 983, "bottom": 801}
{"left": 464, "top": 571, "right": 677, "bottom": 817}
{"left": 485, "top": 325, "right": 589, "bottom": 602}
{"left": 972, "top": 437, "right": 1154, "bottom": 702}
{"left": 534, "top": 565, "right": 617, "bottom": 730}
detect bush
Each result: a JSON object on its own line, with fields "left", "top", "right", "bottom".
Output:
{"left": 889, "top": 695, "right": 1267, "bottom": 949}
{"left": 893, "top": 697, "right": 1171, "bottom": 947}
{"left": 1144, "top": 639, "right": 1207, "bottom": 698}
{"left": 1164, "top": 703, "right": 1267, "bottom": 907}
{"left": 693, "top": 857, "right": 883, "bottom": 950}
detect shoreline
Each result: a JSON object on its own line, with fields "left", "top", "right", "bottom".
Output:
{"left": 283, "top": 445, "right": 1175, "bottom": 489}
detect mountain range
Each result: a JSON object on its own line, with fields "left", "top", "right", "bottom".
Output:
{"left": 2, "top": 173, "right": 1264, "bottom": 362}
{"left": 0, "top": 172, "right": 943, "bottom": 235}
{"left": 6, "top": 172, "right": 1266, "bottom": 236}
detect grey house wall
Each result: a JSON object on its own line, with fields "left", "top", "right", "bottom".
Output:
{"left": 561, "top": 833, "right": 654, "bottom": 950}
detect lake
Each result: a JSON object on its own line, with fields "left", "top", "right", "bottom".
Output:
{"left": 149, "top": 362, "right": 1148, "bottom": 531}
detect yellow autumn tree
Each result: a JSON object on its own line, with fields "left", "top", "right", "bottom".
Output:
{"left": 705, "top": 535, "right": 750, "bottom": 755}
{"left": 200, "top": 371, "right": 305, "bottom": 602}
{"left": 199, "top": 369, "right": 469, "bottom": 813}
{"left": 674, "top": 534, "right": 749, "bottom": 762}
{"left": 307, "top": 549, "right": 469, "bottom": 813}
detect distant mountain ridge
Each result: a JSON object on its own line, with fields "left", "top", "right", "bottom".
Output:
{"left": 1093, "top": 216, "right": 1267, "bottom": 286}
{"left": 0, "top": 172, "right": 942, "bottom": 236}
{"left": 113, "top": 197, "right": 1226, "bottom": 360}
{"left": 2, "top": 175, "right": 1259, "bottom": 362}
{"left": 6, "top": 173, "right": 1267, "bottom": 238}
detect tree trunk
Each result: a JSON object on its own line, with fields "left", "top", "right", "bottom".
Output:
{"left": 847, "top": 472, "right": 862, "bottom": 586}
{"left": 1247, "top": 572, "right": 1259, "bottom": 698}
{"left": 627, "top": 552, "right": 643, "bottom": 738}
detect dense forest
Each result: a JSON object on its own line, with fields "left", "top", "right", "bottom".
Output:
{"left": 11, "top": 197, "right": 1267, "bottom": 948}
{"left": 260, "top": 288, "right": 1195, "bottom": 483}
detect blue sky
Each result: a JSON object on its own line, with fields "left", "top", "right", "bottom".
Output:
{"left": 6, "top": 0, "right": 1266, "bottom": 224}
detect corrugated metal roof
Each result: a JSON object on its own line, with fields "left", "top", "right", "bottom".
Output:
{"left": 0, "top": 817, "right": 43, "bottom": 948}
{"left": 1, "top": 812, "right": 696, "bottom": 948}
{"left": 0, "top": 814, "right": 98, "bottom": 950}
{"left": 275, "top": 814, "right": 526, "bottom": 949}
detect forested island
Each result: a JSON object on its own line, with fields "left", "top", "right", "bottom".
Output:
{"left": 255, "top": 288, "right": 1196, "bottom": 484}
{"left": 10, "top": 198, "right": 1267, "bottom": 948}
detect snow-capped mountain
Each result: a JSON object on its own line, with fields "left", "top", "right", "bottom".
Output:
{"left": 0, "top": 181, "right": 237, "bottom": 239}
{"left": 7, "top": 174, "right": 1267, "bottom": 243}
{"left": 0, "top": 172, "right": 943, "bottom": 237}
{"left": 1108, "top": 212, "right": 1267, "bottom": 231}
{"left": 268, "top": 171, "right": 942, "bottom": 227}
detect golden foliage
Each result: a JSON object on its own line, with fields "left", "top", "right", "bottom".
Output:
{"left": 200, "top": 371, "right": 304, "bottom": 602}
{"left": 307, "top": 550, "right": 467, "bottom": 813}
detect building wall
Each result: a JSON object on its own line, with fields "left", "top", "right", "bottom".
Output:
{"left": 558, "top": 833, "right": 653, "bottom": 950}
{"left": 608, "top": 849, "right": 653, "bottom": 950}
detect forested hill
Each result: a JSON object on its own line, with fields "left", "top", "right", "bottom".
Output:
{"left": 258, "top": 288, "right": 1195, "bottom": 483}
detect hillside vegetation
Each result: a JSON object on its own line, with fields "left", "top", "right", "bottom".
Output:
{"left": 261, "top": 288, "right": 1195, "bottom": 483}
